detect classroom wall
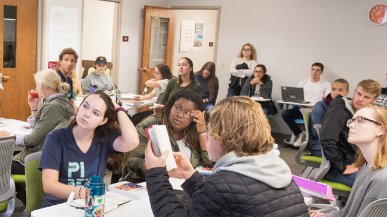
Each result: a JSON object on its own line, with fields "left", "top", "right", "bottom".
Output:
{"left": 117, "top": 0, "right": 168, "bottom": 93}
{"left": 82, "top": 0, "right": 115, "bottom": 61}
{"left": 169, "top": 0, "right": 387, "bottom": 134}
{"left": 171, "top": 10, "right": 218, "bottom": 76}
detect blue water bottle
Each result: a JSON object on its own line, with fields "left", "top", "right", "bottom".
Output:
{"left": 85, "top": 176, "right": 105, "bottom": 217}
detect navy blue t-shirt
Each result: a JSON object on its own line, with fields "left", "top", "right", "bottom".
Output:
{"left": 56, "top": 70, "right": 73, "bottom": 101}
{"left": 39, "top": 126, "right": 120, "bottom": 207}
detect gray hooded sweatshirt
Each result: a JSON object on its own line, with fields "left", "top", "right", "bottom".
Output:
{"left": 213, "top": 149, "right": 293, "bottom": 188}
{"left": 82, "top": 71, "right": 115, "bottom": 94}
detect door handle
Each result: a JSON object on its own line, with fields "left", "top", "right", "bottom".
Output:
{"left": 137, "top": 67, "right": 151, "bottom": 72}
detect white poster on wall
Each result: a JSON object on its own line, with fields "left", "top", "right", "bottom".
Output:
{"left": 180, "top": 20, "right": 204, "bottom": 52}
{"left": 48, "top": 6, "right": 79, "bottom": 61}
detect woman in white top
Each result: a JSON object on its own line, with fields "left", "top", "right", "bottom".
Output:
{"left": 310, "top": 105, "right": 387, "bottom": 217}
{"left": 227, "top": 43, "right": 258, "bottom": 97}
{"left": 134, "top": 64, "right": 172, "bottom": 101}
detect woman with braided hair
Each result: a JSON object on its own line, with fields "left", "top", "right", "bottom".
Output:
{"left": 123, "top": 91, "right": 213, "bottom": 182}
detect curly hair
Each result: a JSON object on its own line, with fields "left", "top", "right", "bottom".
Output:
{"left": 159, "top": 91, "right": 206, "bottom": 152}
{"left": 55, "top": 48, "right": 79, "bottom": 71}
{"left": 195, "top": 62, "right": 218, "bottom": 100}
{"left": 69, "top": 90, "right": 121, "bottom": 144}
{"left": 209, "top": 96, "right": 274, "bottom": 157}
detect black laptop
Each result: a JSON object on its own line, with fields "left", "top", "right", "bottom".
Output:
{"left": 281, "top": 86, "right": 310, "bottom": 104}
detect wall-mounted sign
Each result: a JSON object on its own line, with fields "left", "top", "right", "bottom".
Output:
{"left": 369, "top": 4, "right": 387, "bottom": 25}
{"left": 180, "top": 20, "right": 204, "bottom": 52}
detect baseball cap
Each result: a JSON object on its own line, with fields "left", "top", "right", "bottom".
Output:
{"left": 95, "top": 56, "right": 107, "bottom": 65}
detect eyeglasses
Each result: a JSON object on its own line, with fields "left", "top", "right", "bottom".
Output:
{"left": 254, "top": 71, "right": 265, "bottom": 74}
{"left": 347, "top": 116, "right": 381, "bottom": 127}
{"left": 154, "top": 72, "right": 160, "bottom": 75}
{"left": 172, "top": 104, "right": 192, "bottom": 119}
{"left": 242, "top": 49, "right": 251, "bottom": 52}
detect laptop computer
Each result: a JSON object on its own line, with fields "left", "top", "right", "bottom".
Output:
{"left": 281, "top": 86, "right": 310, "bottom": 104}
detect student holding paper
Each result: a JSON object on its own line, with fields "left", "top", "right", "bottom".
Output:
{"left": 38, "top": 90, "right": 139, "bottom": 207}
{"left": 123, "top": 91, "right": 213, "bottom": 182}
{"left": 144, "top": 96, "right": 309, "bottom": 217}
{"left": 311, "top": 105, "right": 387, "bottom": 217}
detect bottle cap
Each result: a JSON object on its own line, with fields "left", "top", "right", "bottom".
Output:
{"left": 90, "top": 176, "right": 103, "bottom": 184}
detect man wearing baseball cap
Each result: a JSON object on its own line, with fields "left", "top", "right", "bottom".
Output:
{"left": 82, "top": 56, "right": 115, "bottom": 94}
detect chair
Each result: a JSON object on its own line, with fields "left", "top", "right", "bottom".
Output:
{"left": 358, "top": 198, "right": 387, "bottom": 217}
{"left": 88, "top": 68, "right": 111, "bottom": 76}
{"left": 24, "top": 151, "right": 43, "bottom": 217}
{"left": 0, "top": 137, "right": 16, "bottom": 217}
{"left": 294, "top": 114, "right": 322, "bottom": 178}
{"left": 283, "top": 107, "right": 311, "bottom": 147}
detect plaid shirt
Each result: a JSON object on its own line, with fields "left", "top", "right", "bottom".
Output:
{"left": 122, "top": 115, "right": 212, "bottom": 181}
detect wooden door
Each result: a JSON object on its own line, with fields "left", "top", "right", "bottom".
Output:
{"left": 0, "top": 0, "right": 37, "bottom": 120}
{"left": 138, "top": 6, "right": 175, "bottom": 112}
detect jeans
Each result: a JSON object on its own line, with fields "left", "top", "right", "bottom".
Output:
{"left": 206, "top": 103, "right": 215, "bottom": 112}
{"left": 309, "top": 148, "right": 322, "bottom": 157}
{"left": 281, "top": 106, "right": 303, "bottom": 136}
{"left": 227, "top": 86, "right": 239, "bottom": 97}
{"left": 325, "top": 170, "right": 357, "bottom": 187}
{"left": 308, "top": 100, "right": 330, "bottom": 150}
{"left": 262, "top": 107, "right": 269, "bottom": 116}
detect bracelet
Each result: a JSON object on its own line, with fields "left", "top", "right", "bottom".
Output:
{"left": 198, "top": 129, "right": 207, "bottom": 135}
{"left": 79, "top": 187, "right": 83, "bottom": 199}
{"left": 116, "top": 107, "right": 126, "bottom": 113}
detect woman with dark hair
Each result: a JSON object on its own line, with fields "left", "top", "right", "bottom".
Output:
{"left": 240, "top": 64, "right": 274, "bottom": 115}
{"left": 123, "top": 91, "right": 213, "bottom": 182}
{"left": 195, "top": 62, "right": 219, "bottom": 111}
{"left": 160, "top": 57, "right": 201, "bottom": 105}
{"left": 38, "top": 90, "right": 139, "bottom": 207}
{"left": 134, "top": 64, "right": 173, "bottom": 101}
{"left": 144, "top": 96, "right": 309, "bottom": 216}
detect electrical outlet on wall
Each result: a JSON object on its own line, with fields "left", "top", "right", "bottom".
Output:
{"left": 221, "top": 61, "right": 225, "bottom": 68}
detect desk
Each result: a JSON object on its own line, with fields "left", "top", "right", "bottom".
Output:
{"left": 277, "top": 100, "right": 315, "bottom": 107}
{"left": 0, "top": 118, "right": 31, "bottom": 135}
{"left": 31, "top": 178, "right": 185, "bottom": 217}
{"left": 74, "top": 95, "right": 156, "bottom": 112}
{"left": 252, "top": 97, "right": 271, "bottom": 102}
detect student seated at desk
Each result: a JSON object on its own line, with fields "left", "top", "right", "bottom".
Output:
{"left": 134, "top": 64, "right": 172, "bottom": 101}
{"left": 311, "top": 105, "right": 387, "bottom": 217}
{"left": 321, "top": 79, "right": 381, "bottom": 187}
{"left": 308, "top": 78, "right": 350, "bottom": 157}
{"left": 122, "top": 91, "right": 213, "bottom": 182}
{"left": 240, "top": 64, "right": 274, "bottom": 115}
{"left": 144, "top": 96, "right": 309, "bottom": 217}
{"left": 82, "top": 56, "right": 115, "bottom": 94}
{"left": 194, "top": 62, "right": 219, "bottom": 112}
{"left": 38, "top": 90, "right": 139, "bottom": 207}
{"left": 159, "top": 57, "right": 201, "bottom": 105}
{"left": 281, "top": 62, "right": 331, "bottom": 147}
{"left": 0, "top": 69, "right": 74, "bottom": 204}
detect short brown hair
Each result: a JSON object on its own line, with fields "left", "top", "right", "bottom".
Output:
{"left": 209, "top": 96, "right": 274, "bottom": 157}
{"left": 357, "top": 79, "right": 382, "bottom": 99}
{"left": 237, "top": 43, "right": 257, "bottom": 60}
{"left": 354, "top": 105, "right": 387, "bottom": 170}
{"left": 333, "top": 78, "right": 349, "bottom": 91}
{"left": 55, "top": 48, "right": 79, "bottom": 71}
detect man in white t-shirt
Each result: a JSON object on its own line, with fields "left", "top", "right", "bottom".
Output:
{"left": 281, "top": 62, "right": 331, "bottom": 147}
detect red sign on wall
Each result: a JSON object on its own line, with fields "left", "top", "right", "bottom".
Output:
{"left": 48, "top": 61, "right": 58, "bottom": 69}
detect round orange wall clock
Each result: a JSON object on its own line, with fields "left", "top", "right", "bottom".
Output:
{"left": 369, "top": 4, "right": 387, "bottom": 25}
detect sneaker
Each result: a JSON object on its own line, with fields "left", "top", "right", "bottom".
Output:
{"left": 294, "top": 131, "right": 306, "bottom": 147}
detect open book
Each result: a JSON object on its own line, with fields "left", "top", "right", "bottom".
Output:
{"left": 145, "top": 125, "right": 177, "bottom": 171}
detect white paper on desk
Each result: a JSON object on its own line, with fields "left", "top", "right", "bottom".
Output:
{"left": 252, "top": 96, "right": 264, "bottom": 101}
{"left": 121, "top": 93, "right": 136, "bottom": 99}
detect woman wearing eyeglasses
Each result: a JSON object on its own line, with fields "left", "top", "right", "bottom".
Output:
{"left": 227, "top": 43, "right": 258, "bottom": 97}
{"left": 122, "top": 91, "right": 213, "bottom": 182}
{"left": 311, "top": 105, "right": 387, "bottom": 217}
{"left": 134, "top": 64, "right": 172, "bottom": 101}
{"left": 240, "top": 64, "right": 274, "bottom": 115}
